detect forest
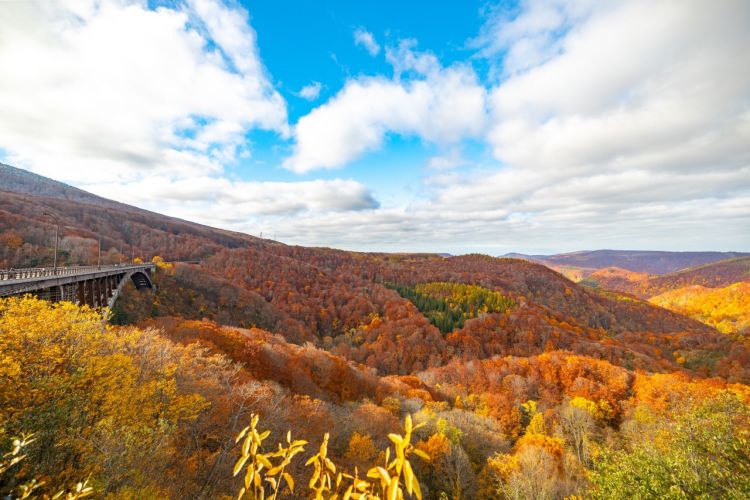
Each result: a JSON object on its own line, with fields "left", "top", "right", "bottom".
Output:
{"left": 1, "top": 174, "right": 750, "bottom": 498}
{"left": 2, "top": 296, "right": 749, "bottom": 499}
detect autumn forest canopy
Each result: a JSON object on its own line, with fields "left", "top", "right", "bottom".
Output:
{"left": 0, "top": 164, "right": 748, "bottom": 499}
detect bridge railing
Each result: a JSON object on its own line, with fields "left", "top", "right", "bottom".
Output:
{"left": 0, "top": 264, "right": 151, "bottom": 282}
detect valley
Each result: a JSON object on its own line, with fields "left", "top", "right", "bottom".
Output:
{"left": 1, "top": 165, "right": 749, "bottom": 498}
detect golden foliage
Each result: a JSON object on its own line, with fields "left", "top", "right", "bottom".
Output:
{"left": 0, "top": 296, "right": 208, "bottom": 496}
{"left": 650, "top": 282, "right": 750, "bottom": 334}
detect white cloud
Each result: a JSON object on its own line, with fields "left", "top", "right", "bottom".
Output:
{"left": 297, "top": 81, "right": 323, "bottom": 101}
{"left": 0, "top": 0, "right": 288, "bottom": 185}
{"left": 87, "top": 176, "right": 379, "bottom": 224}
{"left": 353, "top": 28, "right": 380, "bottom": 56}
{"left": 472, "top": 0, "right": 601, "bottom": 77}
{"left": 426, "top": 148, "right": 467, "bottom": 170}
{"left": 479, "top": 0, "right": 750, "bottom": 182}
{"left": 285, "top": 43, "right": 487, "bottom": 173}
{"left": 272, "top": 0, "right": 750, "bottom": 252}
{"left": 383, "top": 0, "right": 750, "bottom": 252}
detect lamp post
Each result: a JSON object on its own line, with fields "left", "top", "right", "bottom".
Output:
{"left": 42, "top": 212, "right": 60, "bottom": 272}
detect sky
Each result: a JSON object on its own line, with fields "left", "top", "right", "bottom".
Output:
{"left": 0, "top": 0, "right": 748, "bottom": 255}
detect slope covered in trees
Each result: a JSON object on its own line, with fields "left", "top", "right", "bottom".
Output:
{"left": 2, "top": 166, "right": 750, "bottom": 498}
{"left": 585, "top": 257, "right": 750, "bottom": 299}
{"left": 3, "top": 297, "right": 749, "bottom": 499}
{"left": 650, "top": 282, "right": 750, "bottom": 335}
{"left": 386, "top": 282, "right": 515, "bottom": 333}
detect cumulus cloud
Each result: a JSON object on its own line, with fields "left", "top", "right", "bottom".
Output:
{"left": 297, "top": 81, "right": 323, "bottom": 101}
{"left": 270, "top": 0, "right": 750, "bottom": 252}
{"left": 469, "top": 0, "right": 750, "bottom": 197}
{"left": 405, "top": 0, "right": 750, "bottom": 252}
{"left": 353, "top": 28, "right": 380, "bottom": 56}
{"left": 285, "top": 42, "right": 487, "bottom": 173}
{"left": 0, "top": 0, "right": 288, "bottom": 184}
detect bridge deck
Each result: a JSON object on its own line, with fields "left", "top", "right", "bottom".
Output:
{"left": 0, "top": 264, "right": 155, "bottom": 298}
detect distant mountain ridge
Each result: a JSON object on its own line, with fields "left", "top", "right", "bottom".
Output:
{"left": 506, "top": 249, "right": 750, "bottom": 274}
{"left": 585, "top": 256, "right": 750, "bottom": 299}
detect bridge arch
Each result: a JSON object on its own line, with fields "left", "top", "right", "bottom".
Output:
{"left": 129, "top": 270, "right": 153, "bottom": 290}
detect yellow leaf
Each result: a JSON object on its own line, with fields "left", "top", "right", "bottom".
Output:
{"left": 404, "top": 461, "right": 414, "bottom": 496}
{"left": 283, "top": 472, "right": 294, "bottom": 493}
{"left": 376, "top": 466, "right": 391, "bottom": 484}
{"left": 233, "top": 455, "right": 249, "bottom": 476}
{"left": 412, "top": 472, "right": 422, "bottom": 500}
{"left": 388, "top": 434, "right": 403, "bottom": 446}
{"left": 309, "top": 468, "right": 320, "bottom": 489}
{"left": 236, "top": 426, "right": 250, "bottom": 443}
{"left": 257, "top": 454, "right": 273, "bottom": 469}
{"left": 244, "top": 467, "right": 254, "bottom": 490}
{"left": 387, "top": 476, "right": 399, "bottom": 500}
{"left": 267, "top": 465, "right": 282, "bottom": 476}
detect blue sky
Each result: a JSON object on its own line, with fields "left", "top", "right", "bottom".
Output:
{"left": 0, "top": 0, "right": 749, "bottom": 254}
{"left": 234, "top": 0, "right": 490, "bottom": 187}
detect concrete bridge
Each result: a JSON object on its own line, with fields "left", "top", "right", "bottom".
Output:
{"left": 0, "top": 264, "right": 156, "bottom": 309}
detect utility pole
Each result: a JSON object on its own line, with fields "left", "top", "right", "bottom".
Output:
{"left": 43, "top": 212, "right": 60, "bottom": 272}
{"left": 97, "top": 236, "right": 101, "bottom": 269}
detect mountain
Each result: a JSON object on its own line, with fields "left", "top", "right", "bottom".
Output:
{"left": 0, "top": 164, "right": 263, "bottom": 268}
{"left": 585, "top": 257, "right": 750, "bottom": 298}
{"left": 2, "top": 164, "right": 750, "bottom": 499}
{"left": 1, "top": 163, "right": 741, "bottom": 377}
{"left": 507, "top": 249, "right": 750, "bottom": 275}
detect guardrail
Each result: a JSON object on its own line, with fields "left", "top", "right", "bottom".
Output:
{"left": 0, "top": 264, "right": 153, "bottom": 282}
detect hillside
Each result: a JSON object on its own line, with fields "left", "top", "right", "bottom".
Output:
{"left": 650, "top": 282, "right": 750, "bottom": 335}
{"left": 508, "top": 249, "right": 749, "bottom": 275}
{"left": 2, "top": 165, "right": 750, "bottom": 498}
{"left": 0, "top": 164, "right": 263, "bottom": 268}
{"left": 1, "top": 165, "right": 744, "bottom": 380}
{"left": 586, "top": 257, "right": 750, "bottom": 299}
{"left": 4, "top": 296, "right": 749, "bottom": 499}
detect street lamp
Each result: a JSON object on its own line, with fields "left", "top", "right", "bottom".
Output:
{"left": 42, "top": 212, "right": 60, "bottom": 272}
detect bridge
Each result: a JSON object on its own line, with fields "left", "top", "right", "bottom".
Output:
{"left": 0, "top": 264, "right": 156, "bottom": 309}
